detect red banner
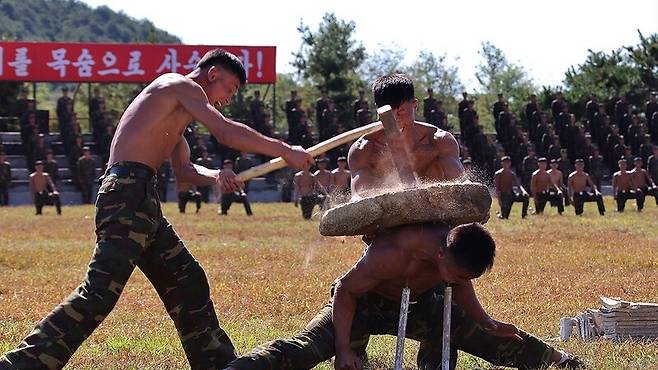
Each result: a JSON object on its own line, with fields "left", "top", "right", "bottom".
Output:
{"left": 0, "top": 42, "right": 276, "bottom": 84}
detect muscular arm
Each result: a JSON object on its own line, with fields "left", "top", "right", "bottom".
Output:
{"left": 493, "top": 172, "right": 501, "bottom": 196}
{"left": 46, "top": 174, "right": 57, "bottom": 193}
{"left": 292, "top": 174, "right": 300, "bottom": 204}
{"left": 452, "top": 281, "right": 492, "bottom": 325}
{"left": 332, "top": 246, "right": 405, "bottom": 354}
{"left": 585, "top": 174, "right": 598, "bottom": 193}
{"left": 29, "top": 175, "right": 35, "bottom": 199}
{"left": 347, "top": 139, "right": 377, "bottom": 198}
{"left": 530, "top": 173, "right": 538, "bottom": 196}
{"left": 567, "top": 174, "right": 574, "bottom": 199}
{"left": 434, "top": 132, "right": 465, "bottom": 181}
{"left": 174, "top": 79, "right": 292, "bottom": 158}
{"left": 170, "top": 137, "right": 219, "bottom": 186}
{"left": 612, "top": 174, "right": 618, "bottom": 196}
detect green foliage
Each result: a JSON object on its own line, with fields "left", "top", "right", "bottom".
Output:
{"left": 406, "top": 50, "right": 464, "bottom": 116}
{"left": 0, "top": 0, "right": 179, "bottom": 130}
{"left": 293, "top": 13, "right": 366, "bottom": 125}
{"left": 625, "top": 31, "right": 658, "bottom": 94}
{"left": 0, "top": 0, "right": 179, "bottom": 43}
{"left": 564, "top": 31, "right": 657, "bottom": 109}
{"left": 359, "top": 43, "right": 406, "bottom": 86}
{"left": 564, "top": 49, "right": 643, "bottom": 103}
{"left": 475, "top": 41, "right": 536, "bottom": 129}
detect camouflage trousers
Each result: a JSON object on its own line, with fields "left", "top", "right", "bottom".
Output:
{"left": 229, "top": 285, "right": 557, "bottom": 370}
{"left": 0, "top": 162, "right": 236, "bottom": 370}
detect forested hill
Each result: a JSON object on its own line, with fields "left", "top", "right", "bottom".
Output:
{"left": 0, "top": 0, "right": 180, "bottom": 43}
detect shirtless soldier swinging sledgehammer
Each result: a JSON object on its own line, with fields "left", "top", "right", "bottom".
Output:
{"left": 0, "top": 49, "right": 314, "bottom": 370}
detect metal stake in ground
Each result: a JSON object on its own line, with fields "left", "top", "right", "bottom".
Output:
{"left": 442, "top": 286, "right": 453, "bottom": 370}
{"left": 394, "top": 286, "right": 411, "bottom": 370}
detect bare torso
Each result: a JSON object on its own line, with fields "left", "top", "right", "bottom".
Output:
{"left": 108, "top": 74, "right": 196, "bottom": 171}
{"left": 349, "top": 122, "right": 462, "bottom": 196}
{"left": 494, "top": 169, "right": 516, "bottom": 193}
{"left": 314, "top": 169, "right": 331, "bottom": 189}
{"left": 613, "top": 171, "right": 633, "bottom": 192}
{"left": 532, "top": 170, "right": 553, "bottom": 193}
{"left": 368, "top": 225, "right": 448, "bottom": 300}
{"left": 294, "top": 171, "right": 316, "bottom": 197}
{"left": 630, "top": 169, "right": 649, "bottom": 187}
{"left": 548, "top": 169, "right": 563, "bottom": 187}
{"left": 569, "top": 172, "right": 590, "bottom": 193}
{"left": 29, "top": 172, "right": 51, "bottom": 193}
{"left": 331, "top": 169, "right": 351, "bottom": 191}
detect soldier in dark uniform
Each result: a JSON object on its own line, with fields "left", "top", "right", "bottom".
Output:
{"left": 588, "top": 147, "right": 604, "bottom": 189}
{"left": 639, "top": 134, "right": 654, "bottom": 165}
{"left": 68, "top": 135, "right": 84, "bottom": 170}
{"left": 647, "top": 92, "right": 658, "bottom": 131}
{"left": 15, "top": 88, "right": 30, "bottom": 122}
{"left": 353, "top": 89, "right": 369, "bottom": 125}
{"left": 461, "top": 100, "right": 478, "bottom": 145}
{"left": 470, "top": 125, "right": 488, "bottom": 169}
{"left": 44, "top": 150, "right": 59, "bottom": 185}
{"left": 195, "top": 148, "right": 214, "bottom": 203}
{"left": 494, "top": 156, "right": 529, "bottom": 219}
{"left": 435, "top": 100, "right": 450, "bottom": 130}
{"left": 76, "top": 147, "right": 97, "bottom": 204}
{"left": 547, "top": 137, "right": 562, "bottom": 161}
{"left": 288, "top": 99, "right": 306, "bottom": 145}
{"left": 647, "top": 146, "right": 658, "bottom": 184}
{"left": 525, "top": 94, "right": 538, "bottom": 136}
{"left": 285, "top": 90, "right": 299, "bottom": 142}
{"left": 315, "top": 88, "right": 331, "bottom": 128}
{"left": 89, "top": 87, "right": 106, "bottom": 143}
{"left": 177, "top": 181, "right": 202, "bottom": 214}
{"left": 550, "top": 92, "right": 565, "bottom": 122}
{"left": 492, "top": 93, "right": 506, "bottom": 126}
{"left": 219, "top": 160, "right": 253, "bottom": 216}
{"left": 585, "top": 95, "right": 598, "bottom": 123}
{"left": 591, "top": 103, "right": 607, "bottom": 143}
{"left": 614, "top": 95, "right": 629, "bottom": 129}
{"left": 522, "top": 147, "right": 538, "bottom": 192}
{"left": 356, "top": 108, "right": 372, "bottom": 128}
{"left": 56, "top": 87, "right": 73, "bottom": 141}
{"left": 319, "top": 100, "right": 338, "bottom": 142}
{"left": 234, "top": 152, "right": 254, "bottom": 193}
{"left": 0, "top": 152, "right": 11, "bottom": 206}
{"left": 423, "top": 88, "right": 439, "bottom": 125}
{"left": 606, "top": 126, "right": 622, "bottom": 170}
{"left": 250, "top": 90, "right": 269, "bottom": 135}
{"left": 557, "top": 150, "right": 574, "bottom": 190}
{"left": 156, "top": 160, "right": 171, "bottom": 203}
{"left": 30, "top": 133, "right": 50, "bottom": 171}
{"left": 98, "top": 124, "right": 115, "bottom": 167}
{"left": 458, "top": 92, "right": 469, "bottom": 123}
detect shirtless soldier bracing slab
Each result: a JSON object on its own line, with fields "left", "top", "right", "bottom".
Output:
{"left": 0, "top": 49, "right": 313, "bottom": 370}
{"left": 225, "top": 74, "right": 582, "bottom": 370}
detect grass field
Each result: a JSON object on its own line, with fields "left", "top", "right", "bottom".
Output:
{"left": 1, "top": 199, "right": 657, "bottom": 369}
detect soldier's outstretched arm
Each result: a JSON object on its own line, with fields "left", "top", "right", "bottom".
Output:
{"left": 170, "top": 136, "right": 241, "bottom": 193}
{"left": 174, "top": 80, "right": 313, "bottom": 170}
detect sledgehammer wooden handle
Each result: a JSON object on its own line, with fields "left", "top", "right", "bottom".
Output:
{"left": 236, "top": 121, "right": 384, "bottom": 182}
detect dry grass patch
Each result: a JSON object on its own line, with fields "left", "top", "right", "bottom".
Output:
{"left": 0, "top": 199, "right": 657, "bottom": 369}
